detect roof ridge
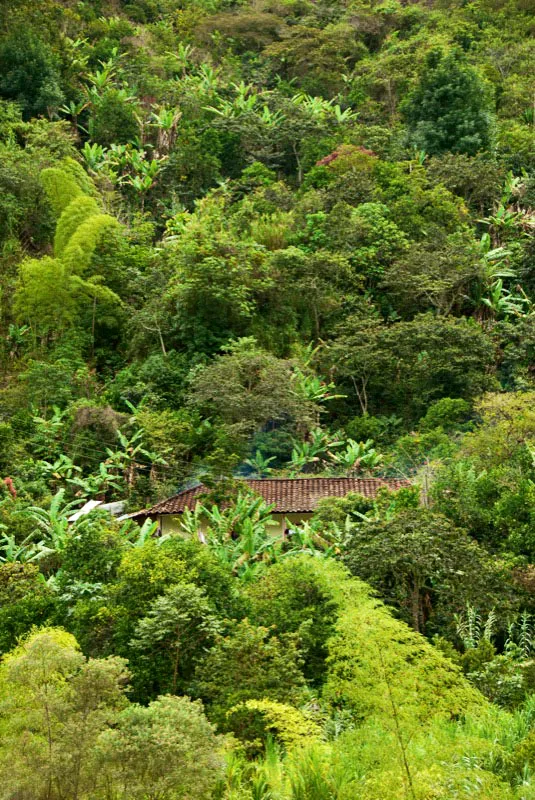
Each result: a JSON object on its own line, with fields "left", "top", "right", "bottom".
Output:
{"left": 130, "top": 476, "right": 410, "bottom": 518}
{"left": 243, "top": 476, "right": 389, "bottom": 481}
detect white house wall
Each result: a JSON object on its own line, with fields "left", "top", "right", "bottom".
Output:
{"left": 158, "top": 511, "right": 314, "bottom": 538}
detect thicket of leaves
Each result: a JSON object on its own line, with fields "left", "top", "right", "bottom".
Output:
{"left": 1, "top": 0, "right": 535, "bottom": 796}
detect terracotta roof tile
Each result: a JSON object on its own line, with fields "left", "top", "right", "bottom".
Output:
{"left": 133, "top": 477, "right": 410, "bottom": 517}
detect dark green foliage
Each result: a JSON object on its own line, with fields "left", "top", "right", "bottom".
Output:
{"left": 0, "top": 564, "right": 56, "bottom": 654}
{"left": 418, "top": 397, "right": 472, "bottom": 432}
{"left": 157, "top": 537, "right": 239, "bottom": 616}
{"left": 431, "top": 393, "right": 535, "bottom": 557}
{"left": 59, "top": 516, "right": 125, "bottom": 585}
{"left": 246, "top": 558, "right": 339, "bottom": 686}
{"left": 327, "top": 312, "right": 495, "bottom": 420}
{"left": 130, "top": 581, "right": 222, "bottom": 696}
{"left": 88, "top": 89, "right": 140, "bottom": 147}
{"left": 426, "top": 153, "right": 504, "bottom": 213}
{"left": 0, "top": 139, "right": 55, "bottom": 252}
{"left": 403, "top": 49, "right": 495, "bottom": 156}
{"left": 193, "top": 619, "right": 307, "bottom": 725}
{"left": 313, "top": 486, "right": 420, "bottom": 529}
{"left": 0, "top": 30, "right": 64, "bottom": 119}
{"left": 342, "top": 509, "right": 515, "bottom": 635}
{"left": 0, "top": 2, "right": 534, "bottom": 793}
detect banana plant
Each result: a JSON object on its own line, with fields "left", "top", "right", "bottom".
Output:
{"left": 232, "top": 81, "right": 259, "bottom": 112}
{"left": 204, "top": 82, "right": 259, "bottom": 118}
{"left": 291, "top": 369, "right": 344, "bottom": 405}
{"left": 106, "top": 428, "right": 168, "bottom": 490}
{"left": 0, "top": 530, "right": 45, "bottom": 564}
{"left": 329, "top": 438, "right": 383, "bottom": 474}
{"left": 205, "top": 516, "right": 281, "bottom": 581}
{"left": 332, "top": 104, "right": 358, "bottom": 124}
{"left": 288, "top": 429, "right": 344, "bottom": 475}
{"left": 291, "top": 93, "right": 357, "bottom": 123}
{"left": 84, "top": 48, "right": 124, "bottom": 98}
{"left": 413, "top": 148, "right": 427, "bottom": 166}
{"left": 479, "top": 203, "right": 524, "bottom": 246}
{"left": 120, "top": 155, "right": 164, "bottom": 210}
{"left": 196, "top": 63, "right": 220, "bottom": 93}
{"left": 471, "top": 233, "right": 528, "bottom": 319}
{"left": 150, "top": 105, "right": 181, "bottom": 156}
{"left": 68, "top": 461, "right": 124, "bottom": 500}
{"left": 81, "top": 141, "right": 108, "bottom": 173}
{"left": 282, "top": 520, "right": 345, "bottom": 558}
{"left": 119, "top": 517, "right": 161, "bottom": 548}
{"left": 291, "top": 93, "right": 331, "bottom": 118}
{"left": 203, "top": 99, "right": 242, "bottom": 119}
{"left": 60, "top": 99, "right": 90, "bottom": 132}
{"left": 7, "top": 323, "right": 29, "bottom": 358}
{"left": 478, "top": 172, "right": 531, "bottom": 247}
{"left": 17, "top": 490, "right": 82, "bottom": 562}
{"left": 477, "top": 233, "right": 515, "bottom": 280}
{"left": 63, "top": 36, "right": 90, "bottom": 73}
{"left": 35, "top": 455, "right": 81, "bottom": 489}
{"left": 244, "top": 451, "right": 276, "bottom": 477}
{"left": 150, "top": 105, "right": 181, "bottom": 131}
{"left": 481, "top": 279, "right": 529, "bottom": 319}
{"left": 178, "top": 505, "right": 208, "bottom": 541}
{"left": 258, "top": 105, "right": 285, "bottom": 128}
{"left": 202, "top": 493, "right": 276, "bottom": 540}
{"left": 84, "top": 64, "right": 116, "bottom": 99}
{"left": 166, "top": 43, "right": 194, "bottom": 76}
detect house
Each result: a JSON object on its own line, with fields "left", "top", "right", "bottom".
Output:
{"left": 130, "top": 477, "right": 409, "bottom": 537}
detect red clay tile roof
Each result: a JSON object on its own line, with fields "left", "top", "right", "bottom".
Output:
{"left": 132, "top": 477, "right": 409, "bottom": 517}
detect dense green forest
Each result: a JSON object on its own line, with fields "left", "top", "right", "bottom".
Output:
{"left": 1, "top": 0, "right": 535, "bottom": 795}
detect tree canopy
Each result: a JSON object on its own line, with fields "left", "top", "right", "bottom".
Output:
{"left": 1, "top": 0, "right": 535, "bottom": 795}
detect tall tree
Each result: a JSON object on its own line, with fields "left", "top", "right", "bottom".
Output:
{"left": 403, "top": 49, "right": 495, "bottom": 156}
{"left": 0, "top": 628, "right": 128, "bottom": 800}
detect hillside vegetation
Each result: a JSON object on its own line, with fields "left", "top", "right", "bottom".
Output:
{"left": 0, "top": 0, "right": 535, "bottom": 796}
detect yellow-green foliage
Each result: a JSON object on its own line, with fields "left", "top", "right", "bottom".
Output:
{"left": 0, "top": 627, "right": 83, "bottom": 679}
{"left": 60, "top": 156, "right": 98, "bottom": 197}
{"left": 461, "top": 391, "right": 535, "bottom": 467}
{"left": 40, "top": 167, "right": 84, "bottom": 216}
{"left": 225, "top": 708, "right": 519, "bottom": 799}
{"left": 13, "top": 256, "right": 78, "bottom": 335}
{"left": 62, "top": 212, "right": 120, "bottom": 275}
{"left": 54, "top": 196, "right": 100, "bottom": 257}
{"left": 40, "top": 163, "right": 116, "bottom": 276}
{"left": 333, "top": 715, "right": 516, "bottom": 799}
{"left": 112, "top": 540, "right": 190, "bottom": 609}
{"left": 40, "top": 164, "right": 120, "bottom": 276}
{"left": 226, "top": 699, "right": 321, "bottom": 754}
{"left": 322, "top": 562, "right": 484, "bottom": 724}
